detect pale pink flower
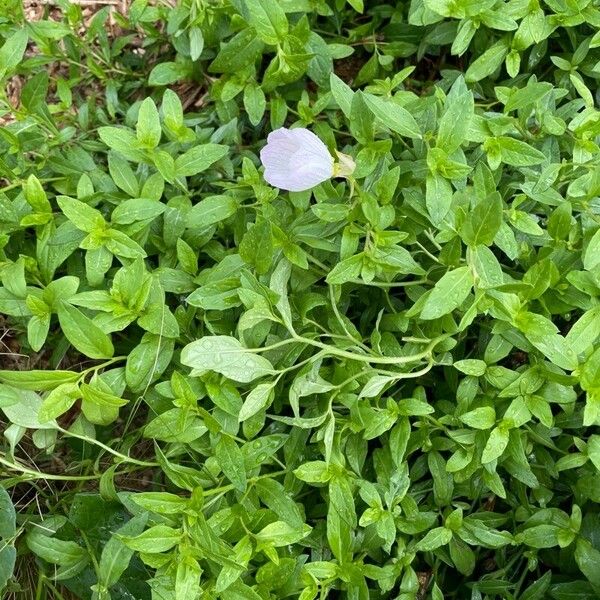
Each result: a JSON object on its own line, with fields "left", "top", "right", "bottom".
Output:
{"left": 260, "top": 127, "right": 334, "bottom": 192}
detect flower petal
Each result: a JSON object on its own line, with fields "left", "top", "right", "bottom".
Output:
{"left": 288, "top": 128, "right": 332, "bottom": 162}
{"left": 260, "top": 127, "right": 333, "bottom": 192}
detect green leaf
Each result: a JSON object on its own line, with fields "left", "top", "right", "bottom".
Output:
{"left": 243, "top": 83, "right": 266, "bottom": 126}
{"left": 209, "top": 28, "right": 264, "bottom": 74}
{"left": 175, "top": 144, "right": 228, "bottom": 177}
{"left": 189, "top": 26, "right": 204, "bottom": 61}
{"left": 575, "top": 538, "right": 600, "bottom": 591}
{"left": 460, "top": 406, "right": 496, "bottom": 429}
{"left": 426, "top": 172, "right": 453, "bottom": 224}
{"left": 461, "top": 192, "right": 503, "bottom": 246}
{"left": 255, "top": 521, "right": 310, "bottom": 547}
{"left": 215, "top": 435, "right": 247, "bottom": 492}
{"left": 239, "top": 382, "right": 274, "bottom": 421}
{"left": 187, "top": 195, "right": 238, "bottom": 230}
{"left": 120, "top": 525, "right": 181, "bottom": 553}
{"left": 26, "top": 528, "right": 88, "bottom": 567}
{"left": 326, "top": 253, "right": 364, "bottom": 284}
{"left": 38, "top": 382, "right": 80, "bottom": 422}
{"left": 293, "top": 461, "right": 331, "bottom": 483}
{"left": 80, "top": 382, "right": 128, "bottom": 425}
{"left": 0, "top": 370, "right": 80, "bottom": 391}
{"left": 465, "top": 39, "right": 509, "bottom": 82}
{"left": 327, "top": 475, "right": 355, "bottom": 562}
{"left": 111, "top": 198, "right": 166, "bottom": 225}
{"left": 548, "top": 202, "right": 572, "bottom": 240}
{"left": 362, "top": 93, "right": 421, "bottom": 139}
{"left": 454, "top": 359, "right": 487, "bottom": 376}
{"left": 98, "top": 127, "right": 145, "bottom": 162}
{"left": 330, "top": 73, "right": 353, "bottom": 118}
{"left": 98, "top": 513, "right": 149, "bottom": 588}
{"left": 0, "top": 546, "right": 16, "bottom": 592}
{"left": 25, "top": 174, "right": 52, "bottom": 213}
{"left": 469, "top": 245, "right": 503, "bottom": 289}
{"left": 495, "top": 136, "right": 546, "bottom": 166}
{"left": 584, "top": 229, "right": 600, "bottom": 272}
{"left": 57, "top": 303, "right": 114, "bottom": 359}
{"left": 416, "top": 527, "right": 453, "bottom": 551}
{"left": 181, "top": 336, "right": 273, "bottom": 383}
{"left": 0, "top": 29, "right": 28, "bottom": 78}
{"left": 0, "top": 486, "right": 16, "bottom": 539}
{"left": 254, "top": 479, "right": 304, "bottom": 527}
{"left": 136, "top": 98, "right": 162, "bottom": 148}
{"left": 126, "top": 335, "right": 174, "bottom": 393}
{"left": 176, "top": 555, "right": 202, "bottom": 600}
{"left": 243, "top": 0, "right": 288, "bottom": 44}
{"left": 162, "top": 89, "right": 184, "bottom": 131}
{"left": 349, "top": 91, "right": 373, "bottom": 144}
{"left": 421, "top": 266, "right": 473, "bottom": 320}
{"left": 240, "top": 221, "right": 274, "bottom": 274}
{"left": 482, "top": 426, "right": 510, "bottom": 463}
{"left": 21, "top": 72, "right": 48, "bottom": 111}
{"left": 108, "top": 152, "right": 140, "bottom": 197}
{"left": 566, "top": 306, "right": 600, "bottom": 356}
{"left": 437, "top": 76, "right": 473, "bottom": 153}
{"left": 148, "top": 62, "right": 190, "bottom": 85}
{"left": 57, "top": 196, "right": 105, "bottom": 233}
{"left": 516, "top": 525, "right": 559, "bottom": 549}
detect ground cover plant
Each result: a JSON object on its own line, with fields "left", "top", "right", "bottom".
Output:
{"left": 1, "top": 0, "right": 600, "bottom": 598}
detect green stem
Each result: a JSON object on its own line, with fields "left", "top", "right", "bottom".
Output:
{"left": 347, "top": 278, "right": 429, "bottom": 288}
{"left": 203, "top": 469, "right": 288, "bottom": 509}
{"left": 292, "top": 333, "right": 448, "bottom": 366}
{"left": 0, "top": 455, "right": 100, "bottom": 481}
{"left": 55, "top": 426, "right": 157, "bottom": 467}
{"left": 329, "top": 285, "right": 367, "bottom": 348}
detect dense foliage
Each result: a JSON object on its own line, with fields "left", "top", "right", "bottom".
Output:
{"left": 1, "top": 0, "right": 600, "bottom": 598}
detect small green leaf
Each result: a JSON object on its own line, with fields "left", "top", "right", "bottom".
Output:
{"left": 175, "top": 144, "right": 228, "bottom": 177}
{"left": 108, "top": 152, "right": 140, "bottom": 197}
{"left": 215, "top": 435, "right": 247, "bottom": 492}
{"left": 57, "top": 303, "right": 114, "bottom": 359}
{"left": 362, "top": 93, "right": 421, "bottom": 139}
{"left": 465, "top": 39, "right": 509, "bottom": 82}
{"left": 148, "top": 62, "right": 190, "bottom": 85}
{"left": 136, "top": 98, "right": 162, "bottom": 148}
{"left": 0, "top": 29, "right": 28, "bottom": 78}
{"left": 575, "top": 538, "right": 600, "bottom": 591}
{"left": 239, "top": 382, "right": 274, "bottom": 421}
{"left": 243, "top": 0, "right": 288, "bottom": 44}
{"left": 461, "top": 192, "right": 503, "bottom": 246}
{"left": 584, "top": 229, "right": 600, "bottom": 272}
{"left": 38, "top": 382, "right": 80, "bottom": 423}
{"left": 459, "top": 406, "right": 496, "bottom": 429}
{"left": 189, "top": 26, "right": 204, "bottom": 61}
{"left": 330, "top": 73, "right": 353, "bottom": 118}
{"left": 243, "top": 83, "right": 266, "bottom": 126}
{"left": 119, "top": 525, "right": 181, "bottom": 553}
{"left": 416, "top": 527, "right": 453, "bottom": 551}
{"left": 326, "top": 253, "right": 364, "bottom": 284}
{"left": 187, "top": 195, "right": 238, "bottom": 230}
{"left": 98, "top": 514, "right": 149, "bottom": 588}
{"left": 437, "top": 76, "right": 473, "bottom": 153}
{"left": 482, "top": 426, "right": 510, "bottom": 463}
{"left": 421, "top": 266, "right": 473, "bottom": 320}
{"left": 495, "top": 136, "right": 546, "bottom": 166}
{"left": 0, "top": 370, "right": 80, "bottom": 391}
{"left": 0, "top": 486, "right": 16, "bottom": 539}
{"left": 294, "top": 461, "right": 331, "bottom": 483}
{"left": 181, "top": 336, "right": 273, "bottom": 383}
{"left": 57, "top": 196, "right": 105, "bottom": 233}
